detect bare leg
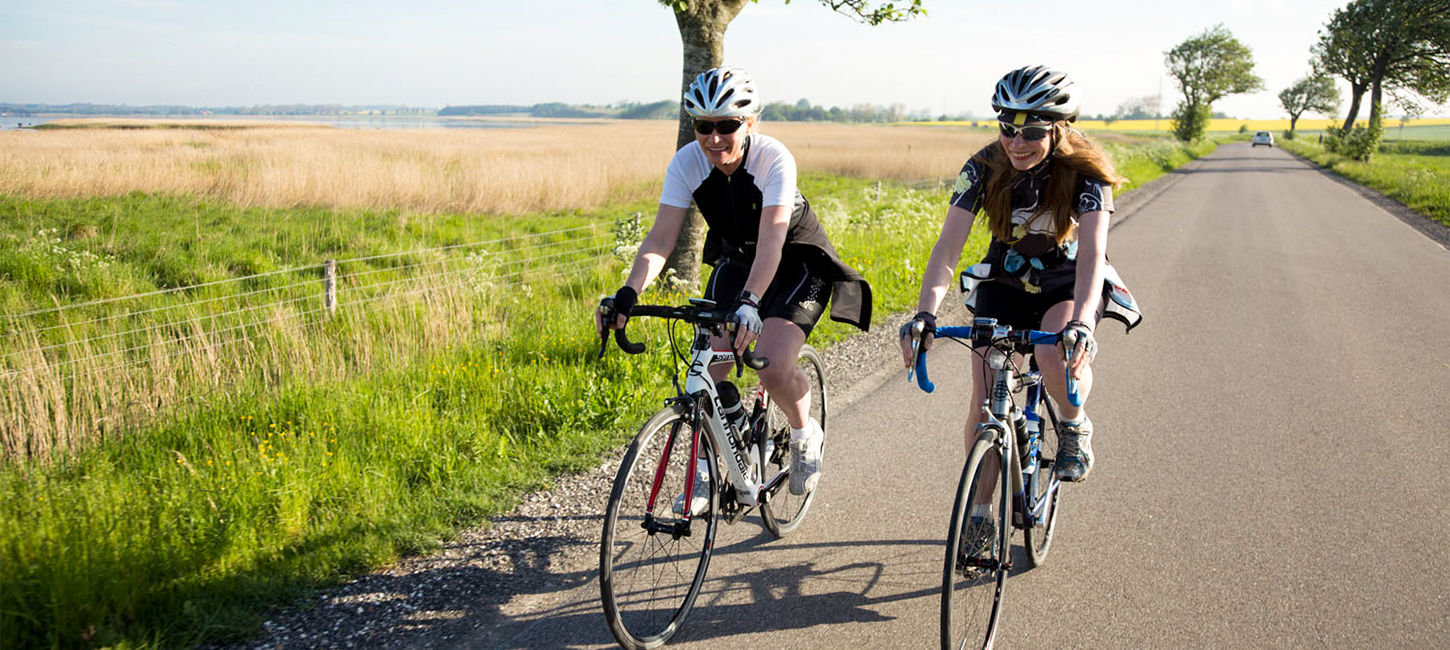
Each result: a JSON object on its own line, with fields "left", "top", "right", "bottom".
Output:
{"left": 708, "top": 317, "right": 808, "bottom": 427}
{"left": 967, "top": 350, "right": 1000, "bottom": 506}
{"left": 1037, "top": 300, "right": 1098, "bottom": 420}
{"left": 752, "top": 317, "right": 809, "bottom": 428}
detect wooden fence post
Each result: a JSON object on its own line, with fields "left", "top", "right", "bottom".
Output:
{"left": 324, "top": 259, "right": 337, "bottom": 316}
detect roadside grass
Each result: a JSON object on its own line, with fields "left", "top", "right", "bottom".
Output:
{"left": 1278, "top": 138, "right": 1450, "bottom": 227}
{"left": 0, "top": 136, "right": 1221, "bottom": 650}
{"left": 1105, "top": 137, "right": 1222, "bottom": 192}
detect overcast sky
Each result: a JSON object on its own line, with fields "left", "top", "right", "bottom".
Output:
{"left": 3, "top": 0, "right": 1438, "bottom": 119}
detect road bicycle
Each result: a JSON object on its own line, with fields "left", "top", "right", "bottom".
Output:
{"left": 597, "top": 298, "right": 828, "bottom": 650}
{"left": 908, "top": 316, "right": 1079, "bottom": 650}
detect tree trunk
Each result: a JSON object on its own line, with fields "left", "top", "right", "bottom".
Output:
{"left": 659, "top": 0, "right": 749, "bottom": 292}
{"left": 1341, "top": 82, "right": 1365, "bottom": 130}
{"left": 1289, "top": 114, "right": 1299, "bottom": 135}
{"left": 1369, "top": 79, "right": 1383, "bottom": 129}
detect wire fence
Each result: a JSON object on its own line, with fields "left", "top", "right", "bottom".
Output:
{"left": 2, "top": 222, "right": 619, "bottom": 462}
{"left": 3, "top": 224, "right": 613, "bottom": 378}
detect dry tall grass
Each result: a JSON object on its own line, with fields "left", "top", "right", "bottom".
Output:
{"left": 0, "top": 120, "right": 993, "bottom": 215}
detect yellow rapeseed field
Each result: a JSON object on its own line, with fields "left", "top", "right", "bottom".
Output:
{"left": 0, "top": 119, "right": 996, "bottom": 215}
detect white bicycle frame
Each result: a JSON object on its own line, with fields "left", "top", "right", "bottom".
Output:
{"left": 683, "top": 328, "right": 770, "bottom": 508}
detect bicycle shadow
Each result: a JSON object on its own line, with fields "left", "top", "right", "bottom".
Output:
{"left": 489, "top": 530, "right": 950, "bottom": 650}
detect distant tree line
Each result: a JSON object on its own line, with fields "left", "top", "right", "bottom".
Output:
{"left": 759, "top": 98, "right": 940, "bottom": 123}
{"left": 438, "top": 103, "right": 612, "bottom": 118}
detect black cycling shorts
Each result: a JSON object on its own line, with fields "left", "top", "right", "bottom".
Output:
{"left": 704, "top": 257, "right": 831, "bottom": 336}
{"left": 971, "top": 280, "right": 1076, "bottom": 334}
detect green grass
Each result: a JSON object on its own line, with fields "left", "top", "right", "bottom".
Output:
{"left": 1106, "top": 137, "right": 1223, "bottom": 192}
{"left": 1279, "top": 138, "right": 1450, "bottom": 228}
{"left": 1381, "top": 124, "right": 1450, "bottom": 142}
{"left": 0, "top": 137, "right": 1219, "bottom": 650}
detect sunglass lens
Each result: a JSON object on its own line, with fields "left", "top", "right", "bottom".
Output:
{"left": 694, "top": 119, "right": 744, "bottom": 135}
{"left": 999, "top": 123, "right": 1050, "bottom": 141}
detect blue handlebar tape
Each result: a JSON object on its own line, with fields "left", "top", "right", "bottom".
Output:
{"left": 914, "top": 349, "right": 936, "bottom": 393}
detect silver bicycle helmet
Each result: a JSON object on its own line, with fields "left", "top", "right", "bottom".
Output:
{"left": 991, "top": 65, "right": 1080, "bottom": 123}
{"left": 683, "top": 66, "right": 761, "bottom": 119}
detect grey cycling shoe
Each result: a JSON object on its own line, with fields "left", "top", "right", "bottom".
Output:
{"left": 1055, "top": 418, "right": 1094, "bottom": 482}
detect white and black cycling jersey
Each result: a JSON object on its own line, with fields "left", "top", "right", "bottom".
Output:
{"left": 661, "top": 134, "right": 804, "bottom": 261}
{"left": 658, "top": 133, "right": 874, "bottom": 331}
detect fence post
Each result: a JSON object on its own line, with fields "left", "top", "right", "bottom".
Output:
{"left": 324, "top": 259, "right": 337, "bottom": 316}
{"left": 875, "top": 180, "right": 882, "bottom": 201}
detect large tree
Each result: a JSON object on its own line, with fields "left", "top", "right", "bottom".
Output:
{"left": 1163, "top": 24, "right": 1264, "bottom": 142}
{"left": 655, "top": 0, "right": 926, "bottom": 289}
{"left": 1313, "top": 0, "right": 1450, "bottom": 131}
{"left": 1278, "top": 74, "right": 1341, "bottom": 136}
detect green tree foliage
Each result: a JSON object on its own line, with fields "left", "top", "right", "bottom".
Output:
{"left": 1164, "top": 24, "right": 1264, "bottom": 142}
{"left": 1170, "top": 103, "right": 1211, "bottom": 142}
{"left": 616, "top": 100, "right": 679, "bottom": 119}
{"left": 1313, "top": 0, "right": 1450, "bottom": 131}
{"left": 653, "top": 0, "right": 927, "bottom": 289}
{"left": 1278, "top": 74, "right": 1341, "bottom": 136}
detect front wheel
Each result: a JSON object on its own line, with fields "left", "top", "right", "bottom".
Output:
{"left": 760, "top": 344, "right": 828, "bottom": 538}
{"left": 941, "top": 431, "right": 1010, "bottom": 650}
{"left": 600, "top": 404, "right": 719, "bottom": 650}
{"left": 1024, "top": 399, "right": 1063, "bottom": 567}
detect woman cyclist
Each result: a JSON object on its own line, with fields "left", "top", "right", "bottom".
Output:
{"left": 899, "top": 65, "right": 1140, "bottom": 542}
{"left": 597, "top": 66, "right": 872, "bottom": 512}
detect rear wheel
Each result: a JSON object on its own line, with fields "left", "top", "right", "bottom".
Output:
{"left": 1024, "top": 398, "right": 1063, "bottom": 567}
{"left": 941, "top": 430, "right": 1010, "bottom": 650}
{"left": 760, "top": 344, "right": 827, "bottom": 538}
{"left": 600, "top": 404, "right": 718, "bottom": 650}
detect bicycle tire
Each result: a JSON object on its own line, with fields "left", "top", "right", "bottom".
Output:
{"left": 1024, "top": 395, "right": 1062, "bottom": 567}
{"left": 600, "top": 403, "right": 719, "bottom": 650}
{"left": 941, "top": 431, "right": 1011, "bottom": 650}
{"left": 761, "top": 344, "right": 828, "bottom": 538}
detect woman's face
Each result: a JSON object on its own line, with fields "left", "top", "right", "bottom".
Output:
{"left": 998, "top": 121, "right": 1054, "bottom": 170}
{"left": 694, "top": 116, "right": 753, "bottom": 170}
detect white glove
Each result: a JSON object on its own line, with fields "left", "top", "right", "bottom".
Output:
{"left": 733, "top": 302, "right": 762, "bottom": 335}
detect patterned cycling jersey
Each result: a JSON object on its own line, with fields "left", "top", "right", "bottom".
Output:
{"left": 949, "top": 156, "right": 1114, "bottom": 293}
{"left": 659, "top": 133, "right": 873, "bottom": 331}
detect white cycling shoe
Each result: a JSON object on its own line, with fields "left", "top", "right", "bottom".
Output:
{"left": 789, "top": 418, "right": 823, "bottom": 495}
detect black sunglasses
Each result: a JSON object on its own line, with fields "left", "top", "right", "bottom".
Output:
{"left": 998, "top": 122, "right": 1053, "bottom": 142}
{"left": 693, "top": 117, "right": 747, "bottom": 135}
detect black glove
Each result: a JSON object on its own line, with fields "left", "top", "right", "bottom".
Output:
{"left": 600, "top": 285, "right": 638, "bottom": 328}
{"left": 899, "top": 310, "right": 936, "bottom": 341}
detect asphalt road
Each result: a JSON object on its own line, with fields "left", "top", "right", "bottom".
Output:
{"left": 479, "top": 143, "right": 1450, "bottom": 649}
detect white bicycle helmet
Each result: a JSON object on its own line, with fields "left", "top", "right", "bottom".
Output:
{"left": 991, "top": 65, "right": 1080, "bottom": 123}
{"left": 683, "top": 66, "right": 761, "bottom": 119}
